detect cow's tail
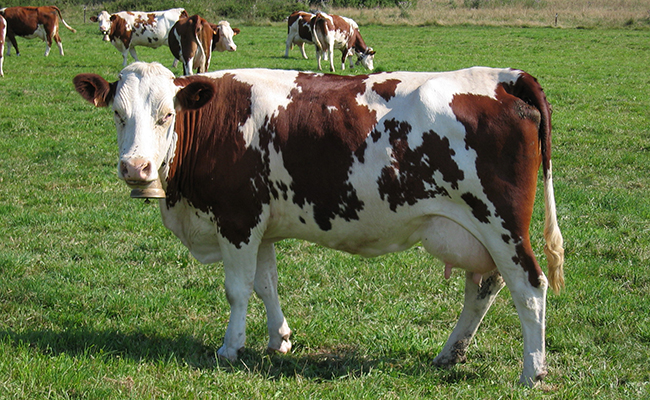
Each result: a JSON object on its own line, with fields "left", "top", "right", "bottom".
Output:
{"left": 53, "top": 6, "right": 77, "bottom": 33}
{"left": 510, "top": 71, "right": 565, "bottom": 294}
{"left": 311, "top": 15, "right": 325, "bottom": 52}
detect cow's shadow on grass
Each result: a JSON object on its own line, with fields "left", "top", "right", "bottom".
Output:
{"left": 0, "top": 328, "right": 482, "bottom": 383}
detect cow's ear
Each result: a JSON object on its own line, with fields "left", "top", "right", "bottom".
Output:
{"left": 174, "top": 79, "right": 216, "bottom": 111}
{"left": 90, "top": 16, "right": 98, "bottom": 22}
{"left": 73, "top": 73, "right": 116, "bottom": 107}
{"left": 233, "top": 27, "right": 241, "bottom": 35}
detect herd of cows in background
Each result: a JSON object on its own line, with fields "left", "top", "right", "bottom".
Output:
{"left": 0, "top": 5, "right": 376, "bottom": 77}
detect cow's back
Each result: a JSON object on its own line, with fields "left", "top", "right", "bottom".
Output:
{"left": 117, "top": 8, "right": 185, "bottom": 48}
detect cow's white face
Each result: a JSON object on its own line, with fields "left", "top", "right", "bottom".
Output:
{"left": 356, "top": 47, "right": 375, "bottom": 70}
{"left": 213, "top": 21, "right": 239, "bottom": 52}
{"left": 74, "top": 62, "right": 216, "bottom": 191}
{"left": 111, "top": 63, "right": 179, "bottom": 188}
{"left": 96, "top": 11, "right": 111, "bottom": 41}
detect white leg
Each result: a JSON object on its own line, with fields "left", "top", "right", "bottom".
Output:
{"left": 329, "top": 45, "right": 336, "bottom": 72}
{"left": 316, "top": 49, "right": 323, "bottom": 71}
{"left": 508, "top": 276, "right": 548, "bottom": 386}
{"left": 122, "top": 51, "right": 128, "bottom": 67}
{"left": 434, "top": 270, "right": 505, "bottom": 367}
{"left": 217, "top": 243, "right": 259, "bottom": 361}
{"left": 129, "top": 47, "right": 139, "bottom": 63}
{"left": 184, "top": 58, "right": 193, "bottom": 76}
{"left": 284, "top": 38, "right": 292, "bottom": 58}
{"left": 172, "top": 58, "right": 179, "bottom": 68}
{"left": 44, "top": 44, "right": 51, "bottom": 57}
{"left": 490, "top": 243, "right": 549, "bottom": 387}
{"left": 254, "top": 242, "right": 291, "bottom": 354}
{"left": 57, "top": 41, "right": 64, "bottom": 56}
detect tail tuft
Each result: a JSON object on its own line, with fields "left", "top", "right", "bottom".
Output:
{"left": 543, "top": 161, "right": 565, "bottom": 294}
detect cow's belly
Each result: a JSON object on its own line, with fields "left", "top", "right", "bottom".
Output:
{"left": 159, "top": 199, "right": 223, "bottom": 264}
{"left": 130, "top": 29, "right": 169, "bottom": 48}
{"left": 24, "top": 25, "right": 46, "bottom": 40}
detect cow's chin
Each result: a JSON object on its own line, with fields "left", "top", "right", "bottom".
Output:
{"left": 124, "top": 179, "right": 166, "bottom": 199}
{"left": 102, "top": 34, "right": 110, "bottom": 42}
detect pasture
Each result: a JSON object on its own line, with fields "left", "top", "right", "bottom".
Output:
{"left": 0, "top": 15, "right": 649, "bottom": 399}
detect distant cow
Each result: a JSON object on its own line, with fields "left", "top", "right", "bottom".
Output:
{"left": 74, "top": 62, "right": 564, "bottom": 387}
{"left": 311, "top": 12, "right": 375, "bottom": 72}
{"left": 169, "top": 15, "right": 239, "bottom": 75}
{"left": 0, "top": 15, "right": 5, "bottom": 76}
{"left": 0, "top": 6, "right": 76, "bottom": 56}
{"left": 91, "top": 8, "right": 187, "bottom": 66}
{"left": 284, "top": 11, "right": 316, "bottom": 59}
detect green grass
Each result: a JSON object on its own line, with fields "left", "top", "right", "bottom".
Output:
{"left": 0, "top": 19, "right": 649, "bottom": 398}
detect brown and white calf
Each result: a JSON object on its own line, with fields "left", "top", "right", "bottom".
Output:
{"left": 0, "top": 6, "right": 76, "bottom": 57}
{"left": 0, "top": 15, "right": 5, "bottom": 76}
{"left": 74, "top": 62, "right": 564, "bottom": 387}
{"left": 284, "top": 11, "right": 316, "bottom": 59}
{"left": 311, "top": 12, "right": 375, "bottom": 72}
{"left": 91, "top": 8, "right": 187, "bottom": 66}
{"left": 169, "top": 15, "right": 239, "bottom": 76}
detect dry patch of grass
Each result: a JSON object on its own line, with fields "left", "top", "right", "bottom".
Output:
{"left": 330, "top": 0, "right": 650, "bottom": 28}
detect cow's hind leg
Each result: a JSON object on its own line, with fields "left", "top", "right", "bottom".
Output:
{"left": 433, "top": 270, "right": 505, "bottom": 367}
{"left": 54, "top": 33, "right": 64, "bottom": 56}
{"left": 497, "top": 249, "right": 548, "bottom": 387}
{"left": 254, "top": 243, "right": 292, "bottom": 355}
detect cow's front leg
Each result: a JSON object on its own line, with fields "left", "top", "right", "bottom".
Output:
{"left": 128, "top": 47, "right": 139, "bottom": 64}
{"left": 434, "top": 270, "right": 505, "bottom": 367}
{"left": 254, "top": 242, "right": 291, "bottom": 354}
{"left": 217, "top": 243, "right": 259, "bottom": 361}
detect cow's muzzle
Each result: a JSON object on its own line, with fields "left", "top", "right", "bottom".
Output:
{"left": 102, "top": 32, "right": 110, "bottom": 41}
{"left": 119, "top": 158, "right": 166, "bottom": 199}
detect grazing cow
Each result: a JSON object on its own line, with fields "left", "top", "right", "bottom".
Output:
{"left": 311, "top": 12, "right": 375, "bottom": 72}
{"left": 92, "top": 8, "right": 187, "bottom": 66}
{"left": 169, "top": 15, "right": 239, "bottom": 76}
{"left": 0, "top": 6, "right": 76, "bottom": 57}
{"left": 284, "top": 11, "right": 316, "bottom": 59}
{"left": 74, "top": 62, "right": 565, "bottom": 387}
{"left": 0, "top": 15, "right": 5, "bottom": 77}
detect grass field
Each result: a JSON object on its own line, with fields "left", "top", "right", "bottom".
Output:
{"left": 0, "top": 14, "right": 649, "bottom": 399}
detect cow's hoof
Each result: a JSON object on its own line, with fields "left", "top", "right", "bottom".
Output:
{"left": 519, "top": 371, "right": 547, "bottom": 387}
{"left": 267, "top": 339, "right": 292, "bottom": 355}
{"left": 217, "top": 346, "right": 243, "bottom": 362}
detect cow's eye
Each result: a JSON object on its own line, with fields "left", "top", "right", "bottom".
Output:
{"left": 114, "top": 111, "right": 125, "bottom": 125}
{"left": 158, "top": 112, "right": 174, "bottom": 125}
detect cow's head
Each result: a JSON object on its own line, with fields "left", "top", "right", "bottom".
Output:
{"left": 356, "top": 47, "right": 376, "bottom": 70}
{"left": 90, "top": 11, "right": 112, "bottom": 41}
{"left": 212, "top": 20, "right": 239, "bottom": 52}
{"left": 73, "top": 62, "right": 215, "bottom": 193}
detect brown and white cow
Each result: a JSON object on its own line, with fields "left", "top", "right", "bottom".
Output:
{"left": 91, "top": 8, "right": 187, "bottom": 66}
{"left": 74, "top": 62, "right": 564, "bottom": 386}
{"left": 284, "top": 11, "right": 316, "bottom": 59}
{"left": 0, "top": 6, "right": 76, "bottom": 57}
{"left": 311, "top": 12, "right": 375, "bottom": 72}
{"left": 169, "top": 15, "right": 239, "bottom": 76}
{"left": 0, "top": 15, "right": 5, "bottom": 76}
